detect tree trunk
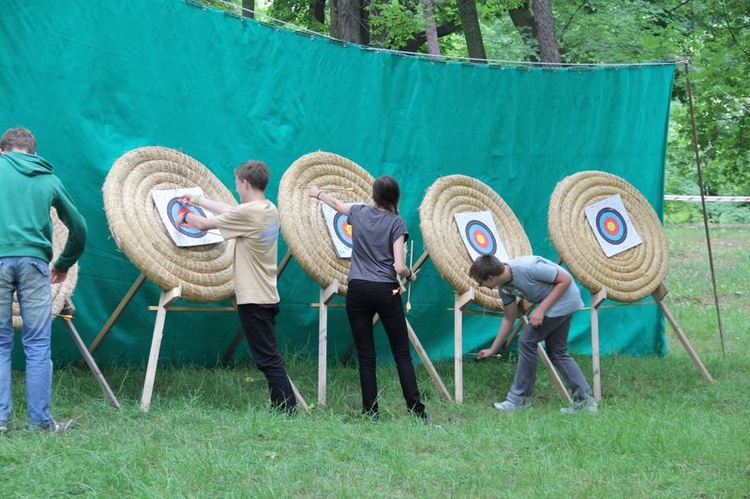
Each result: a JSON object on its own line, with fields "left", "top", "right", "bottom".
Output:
{"left": 456, "top": 0, "right": 486, "bottom": 61}
{"left": 508, "top": 2, "right": 538, "bottom": 59}
{"left": 532, "top": 0, "right": 560, "bottom": 63}
{"left": 400, "top": 21, "right": 459, "bottom": 54}
{"left": 423, "top": 0, "right": 440, "bottom": 56}
{"left": 330, "top": 0, "right": 364, "bottom": 43}
{"left": 314, "top": 0, "right": 326, "bottom": 24}
{"left": 242, "top": 0, "right": 255, "bottom": 19}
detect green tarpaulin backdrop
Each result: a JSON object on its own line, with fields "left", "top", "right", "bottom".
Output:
{"left": 0, "top": 0, "right": 673, "bottom": 368}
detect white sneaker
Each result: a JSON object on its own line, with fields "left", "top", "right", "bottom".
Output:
{"left": 561, "top": 397, "right": 598, "bottom": 414}
{"left": 493, "top": 399, "right": 531, "bottom": 412}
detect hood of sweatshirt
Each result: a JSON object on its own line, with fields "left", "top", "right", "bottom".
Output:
{"left": 0, "top": 151, "right": 53, "bottom": 176}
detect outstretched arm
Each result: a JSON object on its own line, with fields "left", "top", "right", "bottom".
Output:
{"left": 177, "top": 193, "right": 233, "bottom": 216}
{"left": 309, "top": 186, "right": 351, "bottom": 216}
{"left": 173, "top": 195, "right": 219, "bottom": 232}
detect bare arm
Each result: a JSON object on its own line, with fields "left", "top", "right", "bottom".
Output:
{"left": 477, "top": 300, "right": 519, "bottom": 359}
{"left": 178, "top": 193, "right": 233, "bottom": 216}
{"left": 529, "top": 269, "right": 571, "bottom": 327}
{"left": 392, "top": 235, "right": 416, "bottom": 282}
{"left": 173, "top": 197, "right": 219, "bottom": 232}
{"left": 309, "top": 186, "right": 351, "bottom": 216}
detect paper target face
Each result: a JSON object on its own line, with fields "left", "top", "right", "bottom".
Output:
{"left": 454, "top": 211, "right": 509, "bottom": 262}
{"left": 151, "top": 188, "right": 224, "bottom": 247}
{"left": 584, "top": 194, "right": 642, "bottom": 257}
{"left": 322, "top": 203, "right": 363, "bottom": 258}
{"left": 595, "top": 207, "right": 628, "bottom": 245}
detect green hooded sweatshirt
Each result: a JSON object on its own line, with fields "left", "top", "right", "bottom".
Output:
{"left": 0, "top": 152, "right": 87, "bottom": 271}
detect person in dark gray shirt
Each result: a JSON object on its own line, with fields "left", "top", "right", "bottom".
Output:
{"left": 470, "top": 254, "right": 597, "bottom": 414}
{"left": 310, "top": 176, "right": 432, "bottom": 424}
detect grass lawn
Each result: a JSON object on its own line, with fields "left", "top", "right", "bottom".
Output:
{"left": 0, "top": 224, "right": 748, "bottom": 497}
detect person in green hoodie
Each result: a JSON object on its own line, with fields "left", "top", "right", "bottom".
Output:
{"left": 0, "top": 127, "right": 87, "bottom": 432}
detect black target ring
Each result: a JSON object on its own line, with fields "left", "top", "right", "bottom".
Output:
{"left": 595, "top": 207, "right": 628, "bottom": 245}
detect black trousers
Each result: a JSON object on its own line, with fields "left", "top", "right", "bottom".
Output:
{"left": 237, "top": 303, "right": 296, "bottom": 412}
{"left": 345, "top": 280, "right": 425, "bottom": 416}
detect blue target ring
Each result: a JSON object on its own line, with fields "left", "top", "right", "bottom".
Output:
{"left": 168, "top": 198, "right": 209, "bottom": 238}
{"left": 333, "top": 212, "right": 353, "bottom": 248}
{"left": 595, "top": 207, "right": 627, "bottom": 245}
{"left": 464, "top": 220, "right": 497, "bottom": 256}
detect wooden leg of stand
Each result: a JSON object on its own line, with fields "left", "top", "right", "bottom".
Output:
{"left": 453, "top": 289, "right": 475, "bottom": 403}
{"left": 653, "top": 283, "right": 714, "bottom": 384}
{"left": 590, "top": 288, "right": 607, "bottom": 401}
{"left": 221, "top": 328, "right": 245, "bottom": 365}
{"left": 288, "top": 376, "right": 309, "bottom": 412}
{"left": 405, "top": 318, "right": 452, "bottom": 401}
{"left": 140, "top": 285, "right": 183, "bottom": 412}
{"left": 318, "top": 281, "right": 340, "bottom": 406}
{"left": 61, "top": 300, "right": 121, "bottom": 409}
{"left": 86, "top": 272, "right": 147, "bottom": 359}
{"left": 536, "top": 344, "right": 573, "bottom": 405}
{"left": 318, "top": 294, "right": 328, "bottom": 406}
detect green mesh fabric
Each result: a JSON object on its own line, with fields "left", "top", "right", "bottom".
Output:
{"left": 0, "top": 1, "right": 673, "bottom": 366}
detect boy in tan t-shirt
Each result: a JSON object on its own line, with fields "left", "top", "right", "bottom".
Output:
{"left": 176, "top": 160, "right": 296, "bottom": 413}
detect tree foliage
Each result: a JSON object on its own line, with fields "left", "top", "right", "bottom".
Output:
{"left": 201, "top": 0, "right": 750, "bottom": 201}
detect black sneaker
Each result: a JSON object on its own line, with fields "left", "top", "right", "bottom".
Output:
{"left": 420, "top": 414, "right": 442, "bottom": 429}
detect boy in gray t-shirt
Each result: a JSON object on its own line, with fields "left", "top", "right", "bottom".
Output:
{"left": 469, "top": 254, "right": 597, "bottom": 414}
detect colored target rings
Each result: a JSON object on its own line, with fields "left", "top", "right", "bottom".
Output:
{"left": 464, "top": 220, "right": 497, "bottom": 256}
{"left": 595, "top": 208, "right": 627, "bottom": 245}
{"left": 168, "top": 198, "right": 210, "bottom": 238}
{"left": 333, "top": 212, "right": 353, "bottom": 248}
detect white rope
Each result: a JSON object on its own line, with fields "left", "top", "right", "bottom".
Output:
{"left": 665, "top": 195, "right": 750, "bottom": 203}
{"left": 186, "top": 0, "right": 683, "bottom": 69}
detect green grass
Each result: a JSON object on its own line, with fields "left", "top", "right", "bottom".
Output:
{"left": 1, "top": 225, "right": 748, "bottom": 497}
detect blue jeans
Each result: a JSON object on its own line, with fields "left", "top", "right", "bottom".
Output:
{"left": 0, "top": 257, "right": 54, "bottom": 427}
{"left": 506, "top": 314, "right": 591, "bottom": 405}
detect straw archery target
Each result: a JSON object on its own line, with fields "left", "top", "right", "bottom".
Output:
{"left": 584, "top": 194, "right": 642, "bottom": 257}
{"left": 103, "top": 146, "right": 236, "bottom": 303}
{"left": 277, "top": 151, "right": 374, "bottom": 293}
{"left": 420, "top": 176, "right": 531, "bottom": 311}
{"left": 548, "top": 171, "right": 667, "bottom": 303}
{"left": 12, "top": 209, "right": 79, "bottom": 330}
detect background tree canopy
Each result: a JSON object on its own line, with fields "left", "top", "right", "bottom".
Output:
{"left": 207, "top": 0, "right": 750, "bottom": 221}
